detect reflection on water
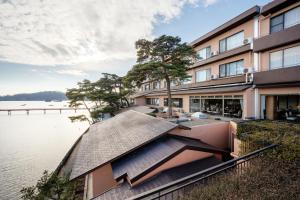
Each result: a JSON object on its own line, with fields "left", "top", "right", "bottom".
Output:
{"left": 0, "top": 101, "right": 89, "bottom": 200}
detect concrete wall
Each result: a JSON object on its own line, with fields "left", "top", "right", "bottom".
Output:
{"left": 132, "top": 150, "right": 215, "bottom": 186}
{"left": 170, "top": 121, "right": 230, "bottom": 149}
{"left": 92, "top": 164, "right": 117, "bottom": 198}
{"left": 243, "top": 88, "right": 255, "bottom": 118}
{"left": 228, "top": 121, "right": 240, "bottom": 157}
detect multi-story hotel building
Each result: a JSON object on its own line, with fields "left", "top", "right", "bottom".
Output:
{"left": 132, "top": 0, "right": 300, "bottom": 121}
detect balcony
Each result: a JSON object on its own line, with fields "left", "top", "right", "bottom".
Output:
{"left": 132, "top": 75, "right": 250, "bottom": 98}
{"left": 189, "top": 44, "right": 251, "bottom": 69}
{"left": 253, "top": 24, "right": 300, "bottom": 52}
{"left": 175, "top": 74, "right": 247, "bottom": 90}
{"left": 253, "top": 65, "right": 300, "bottom": 87}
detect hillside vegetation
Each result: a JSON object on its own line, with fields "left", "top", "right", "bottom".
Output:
{"left": 183, "top": 120, "right": 300, "bottom": 200}
{"left": 0, "top": 91, "right": 67, "bottom": 101}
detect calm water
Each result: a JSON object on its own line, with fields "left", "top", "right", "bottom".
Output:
{"left": 0, "top": 101, "right": 89, "bottom": 200}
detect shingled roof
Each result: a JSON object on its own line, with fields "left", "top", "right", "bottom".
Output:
{"left": 112, "top": 135, "right": 227, "bottom": 182}
{"left": 59, "top": 110, "right": 178, "bottom": 180}
{"left": 94, "top": 156, "right": 222, "bottom": 200}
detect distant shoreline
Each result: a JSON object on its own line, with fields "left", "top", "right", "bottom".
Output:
{"left": 0, "top": 91, "right": 67, "bottom": 101}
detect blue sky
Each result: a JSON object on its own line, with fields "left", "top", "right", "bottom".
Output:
{"left": 0, "top": 0, "right": 271, "bottom": 95}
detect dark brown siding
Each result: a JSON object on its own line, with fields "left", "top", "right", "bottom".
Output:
{"left": 261, "top": 0, "right": 297, "bottom": 16}
{"left": 253, "top": 24, "right": 300, "bottom": 52}
{"left": 253, "top": 66, "right": 300, "bottom": 86}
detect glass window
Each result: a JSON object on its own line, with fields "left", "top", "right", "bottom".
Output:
{"left": 182, "top": 74, "right": 192, "bottom": 85}
{"left": 236, "top": 60, "right": 244, "bottom": 74}
{"left": 284, "top": 6, "right": 300, "bottom": 29}
{"left": 270, "top": 45, "right": 300, "bottom": 69}
{"left": 284, "top": 45, "right": 300, "bottom": 67}
{"left": 170, "top": 80, "right": 177, "bottom": 87}
{"left": 164, "top": 98, "right": 183, "bottom": 108}
{"left": 219, "top": 60, "right": 244, "bottom": 77}
{"left": 197, "top": 46, "right": 211, "bottom": 61}
{"left": 219, "top": 31, "right": 244, "bottom": 53}
{"left": 146, "top": 98, "right": 160, "bottom": 106}
{"left": 219, "top": 40, "right": 226, "bottom": 53}
{"left": 229, "top": 62, "right": 237, "bottom": 76}
{"left": 144, "top": 83, "right": 150, "bottom": 91}
{"left": 227, "top": 32, "right": 244, "bottom": 50}
{"left": 219, "top": 64, "right": 226, "bottom": 77}
{"left": 270, "top": 14, "right": 284, "bottom": 33}
{"left": 270, "top": 6, "right": 300, "bottom": 33}
{"left": 189, "top": 96, "right": 201, "bottom": 112}
{"left": 270, "top": 51, "right": 283, "bottom": 69}
{"left": 153, "top": 81, "right": 160, "bottom": 89}
{"left": 196, "top": 69, "right": 211, "bottom": 82}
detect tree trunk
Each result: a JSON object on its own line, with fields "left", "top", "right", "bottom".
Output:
{"left": 122, "top": 97, "right": 130, "bottom": 107}
{"left": 82, "top": 100, "right": 94, "bottom": 123}
{"left": 165, "top": 76, "right": 172, "bottom": 118}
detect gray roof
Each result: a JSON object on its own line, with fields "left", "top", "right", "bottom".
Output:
{"left": 65, "top": 110, "right": 178, "bottom": 180}
{"left": 94, "top": 156, "right": 222, "bottom": 200}
{"left": 112, "top": 136, "right": 185, "bottom": 180}
{"left": 117, "top": 106, "right": 156, "bottom": 114}
{"left": 112, "top": 135, "right": 227, "bottom": 181}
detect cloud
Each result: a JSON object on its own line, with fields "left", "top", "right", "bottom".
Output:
{"left": 202, "top": 0, "right": 218, "bottom": 7}
{"left": 0, "top": 0, "right": 217, "bottom": 74}
{"left": 55, "top": 69, "right": 87, "bottom": 76}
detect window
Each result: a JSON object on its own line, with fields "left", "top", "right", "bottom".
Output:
{"left": 153, "top": 81, "right": 160, "bottom": 89}
{"left": 196, "top": 69, "right": 211, "bottom": 82}
{"left": 284, "top": 45, "right": 300, "bottom": 67}
{"left": 270, "top": 45, "right": 300, "bottom": 69}
{"left": 284, "top": 6, "right": 300, "bottom": 28}
{"left": 146, "top": 98, "right": 159, "bottom": 106}
{"left": 270, "top": 6, "right": 300, "bottom": 33}
{"left": 182, "top": 74, "right": 192, "bottom": 84}
{"left": 219, "top": 31, "right": 244, "bottom": 53}
{"left": 144, "top": 83, "right": 150, "bottom": 91}
{"left": 219, "top": 60, "right": 244, "bottom": 78}
{"left": 164, "top": 98, "right": 183, "bottom": 108}
{"left": 270, "top": 51, "right": 283, "bottom": 69}
{"left": 189, "top": 96, "right": 201, "bottom": 112}
{"left": 170, "top": 80, "right": 177, "bottom": 87}
{"left": 270, "top": 14, "right": 284, "bottom": 33}
{"left": 197, "top": 46, "right": 211, "bottom": 61}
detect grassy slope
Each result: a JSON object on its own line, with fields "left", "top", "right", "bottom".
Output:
{"left": 183, "top": 121, "right": 300, "bottom": 200}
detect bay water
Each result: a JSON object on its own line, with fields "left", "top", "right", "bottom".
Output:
{"left": 0, "top": 101, "right": 89, "bottom": 199}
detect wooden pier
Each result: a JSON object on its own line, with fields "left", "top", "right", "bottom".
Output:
{"left": 0, "top": 108, "right": 87, "bottom": 115}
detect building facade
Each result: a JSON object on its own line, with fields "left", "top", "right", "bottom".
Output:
{"left": 132, "top": 0, "right": 300, "bottom": 120}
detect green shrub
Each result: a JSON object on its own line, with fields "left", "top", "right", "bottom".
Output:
{"left": 183, "top": 120, "right": 300, "bottom": 200}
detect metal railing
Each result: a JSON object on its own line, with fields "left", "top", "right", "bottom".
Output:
{"left": 127, "top": 144, "right": 277, "bottom": 200}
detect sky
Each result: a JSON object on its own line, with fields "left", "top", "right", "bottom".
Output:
{"left": 0, "top": 0, "right": 272, "bottom": 95}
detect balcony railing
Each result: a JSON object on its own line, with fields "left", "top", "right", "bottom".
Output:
{"left": 127, "top": 143, "right": 277, "bottom": 200}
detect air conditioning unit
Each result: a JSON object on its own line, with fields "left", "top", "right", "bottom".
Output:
{"left": 244, "top": 67, "right": 255, "bottom": 74}
{"left": 211, "top": 51, "right": 219, "bottom": 56}
{"left": 243, "top": 37, "right": 253, "bottom": 45}
{"left": 211, "top": 74, "right": 218, "bottom": 79}
{"left": 248, "top": 67, "right": 255, "bottom": 73}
